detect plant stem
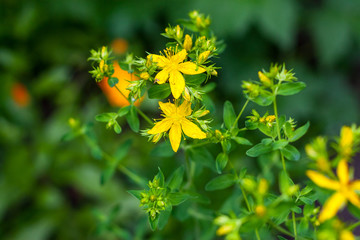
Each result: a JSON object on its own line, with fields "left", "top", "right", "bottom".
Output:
{"left": 255, "top": 229, "right": 261, "bottom": 240}
{"left": 231, "top": 99, "right": 250, "bottom": 131}
{"left": 273, "top": 94, "right": 287, "bottom": 173}
{"left": 114, "top": 85, "right": 153, "bottom": 125}
{"left": 268, "top": 221, "right": 295, "bottom": 238}
{"left": 186, "top": 141, "right": 211, "bottom": 149}
{"left": 292, "top": 211, "right": 298, "bottom": 240}
{"left": 348, "top": 220, "right": 360, "bottom": 230}
{"left": 240, "top": 186, "right": 251, "bottom": 212}
{"left": 184, "top": 151, "right": 193, "bottom": 189}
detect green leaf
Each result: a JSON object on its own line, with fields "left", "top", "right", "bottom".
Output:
{"left": 289, "top": 122, "right": 310, "bottom": 142}
{"left": 246, "top": 142, "right": 273, "bottom": 157}
{"left": 155, "top": 167, "right": 165, "bottom": 187}
{"left": 300, "top": 196, "right": 314, "bottom": 205}
{"left": 184, "top": 74, "right": 207, "bottom": 86}
{"left": 205, "top": 174, "right": 236, "bottom": 191}
{"left": 281, "top": 144, "right": 300, "bottom": 161}
{"left": 119, "top": 62, "right": 130, "bottom": 71}
{"left": 291, "top": 206, "right": 302, "bottom": 214}
{"left": 215, "top": 153, "right": 229, "bottom": 174}
{"left": 108, "top": 77, "right": 119, "bottom": 88}
{"left": 148, "top": 215, "right": 159, "bottom": 231}
{"left": 277, "top": 82, "right": 306, "bottom": 96}
{"left": 114, "top": 122, "right": 122, "bottom": 134}
{"left": 231, "top": 136, "right": 252, "bottom": 146}
{"left": 95, "top": 112, "right": 117, "bottom": 122}
{"left": 188, "top": 148, "right": 215, "bottom": 172}
{"left": 169, "top": 192, "right": 191, "bottom": 206}
{"left": 277, "top": 236, "right": 288, "bottom": 240}
{"left": 348, "top": 203, "right": 360, "bottom": 220}
{"left": 283, "top": 122, "right": 293, "bottom": 139}
{"left": 118, "top": 106, "right": 130, "bottom": 117}
{"left": 272, "top": 139, "right": 288, "bottom": 150}
{"left": 127, "top": 190, "right": 143, "bottom": 200}
{"left": 150, "top": 141, "right": 175, "bottom": 158}
{"left": 279, "top": 170, "right": 290, "bottom": 194}
{"left": 148, "top": 84, "right": 171, "bottom": 99}
{"left": 126, "top": 105, "right": 140, "bottom": 132}
{"left": 221, "top": 139, "right": 232, "bottom": 153}
{"left": 252, "top": 91, "right": 274, "bottom": 106}
{"left": 300, "top": 185, "right": 313, "bottom": 196}
{"left": 158, "top": 205, "right": 172, "bottom": 230}
{"left": 223, "top": 101, "right": 237, "bottom": 129}
{"left": 166, "top": 166, "right": 185, "bottom": 191}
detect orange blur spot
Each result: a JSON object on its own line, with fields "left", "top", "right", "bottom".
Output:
{"left": 98, "top": 61, "right": 141, "bottom": 107}
{"left": 11, "top": 82, "right": 30, "bottom": 107}
{"left": 111, "top": 38, "right": 128, "bottom": 55}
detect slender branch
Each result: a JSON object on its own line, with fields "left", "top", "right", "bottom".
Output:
{"left": 240, "top": 186, "right": 251, "bottom": 212}
{"left": 348, "top": 220, "right": 360, "bottom": 230}
{"left": 273, "top": 94, "right": 287, "bottom": 173}
{"left": 113, "top": 85, "right": 153, "bottom": 125}
{"left": 268, "top": 221, "right": 295, "bottom": 238}
{"left": 255, "top": 229, "right": 261, "bottom": 240}
{"left": 231, "top": 99, "right": 250, "bottom": 131}
{"left": 292, "top": 211, "right": 298, "bottom": 240}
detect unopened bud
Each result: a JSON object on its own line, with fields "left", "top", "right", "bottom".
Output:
{"left": 211, "top": 69, "right": 218, "bottom": 76}
{"left": 258, "top": 71, "right": 271, "bottom": 86}
{"left": 216, "top": 224, "right": 235, "bottom": 236}
{"left": 258, "top": 179, "right": 268, "bottom": 195}
{"left": 175, "top": 25, "right": 183, "bottom": 39}
{"left": 140, "top": 72, "right": 150, "bottom": 80}
{"left": 255, "top": 205, "right": 267, "bottom": 217}
{"left": 198, "top": 50, "right": 211, "bottom": 64}
{"left": 183, "top": 34, "right": 193, "bottom": 51}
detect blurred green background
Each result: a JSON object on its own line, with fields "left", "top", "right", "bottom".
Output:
{"left": 1, "top": 0, "right": 360, "bottom": 239}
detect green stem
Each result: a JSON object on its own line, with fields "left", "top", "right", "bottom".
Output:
{"left": 292, "top": 211, "right": 298, "bottom": 240}
{"left": 240, "top": 186, "right": 251, "bottom": 212}
{"left": 268, "top": 221, "right": 295, "bottom": 238}
{"left": 231, "top": 99, "right": 250, "bottom": 131}
{"left": 184, "top": 152, "right": 193, "bottom": 189}
{"left": 114, "top": 85, "right": 153, "bottom": 125}
{"left": 273, "top": 94, "right": 287, "bottom": 173}
{"left": 186, "top": 141, "right": 211, "bottom": 149}
{"left": 255, "top": 229, "right": 261, "bottom": 240}
{"left": 347, "top": 220, "right": 360, "bottom": 230}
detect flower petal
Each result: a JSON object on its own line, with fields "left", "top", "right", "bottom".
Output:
{"left": 318, "top": 192, "right": 346, "bottom": 222}
{"left": 169, "top": 122, "right": 182, "bottom": 152}
{"left": 171, "top": 49, "right": 187, "bottom": 64}
{"left": 350, "top": 180, "right": 360, "bottom": 191}
{"left": 148, "top": 118, "right": 173, "bottom": 135}
{"left": 306, "top": 170, "right": 340, "bottom": 190}
{"left": 169, "top": 70, "right": 185, "bottom": 99}
{"left": 155, "top": 69, "right": 170, "bottom": 84}
{"left": 345, "top": 190, "right": 360, "bottom": 208}
{"left": 340, "top": 230, "right": 355, "bottom": 240}
{"left": 177, "top": 100, "right": 192, "bottom": 116}
{"left": 337, "top": 159, "right": 349, "bottom": 185}
{"left": 148, "top": 54, "right": 169, "bottom": 68}
{"left": 178, "top": 62, "right": 206, "bottom": 75}
{"left": 158, "top": 101, "right": 176, "bottom": 116}
{"left": 181, "top": 118, "right": 207, "bottom": 139}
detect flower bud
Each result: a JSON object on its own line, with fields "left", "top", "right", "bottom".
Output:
{"left": 175, "top": 25, "right": 183, "bottom": 39}
{"left": 183, "top": 87, "right": 191, "bottom": 102}
{"left": 183, "top": 34, "right": 193, "bottom": 51}
{"left": 242, "top": 178, "right": 256, "bottom": 192}
{"left": 255, "top": 205, "right": 267, "bottom": 217}
{"left": 258, "top": 178, "right": 268, "bottom": 195}
{"left": 216, "top": 224, "right": 235, "bottom": 236}
{"left": 258, "top": 71, "right": 271, "bottom": 86}
{"left": 210, "top": 69, "right": 218, "bottom": 76}
{"left": 198, "top": 50, "right": 211, "bottom": 64}
{"left": 140, "top": 72, "right": 150, "bottom": 80}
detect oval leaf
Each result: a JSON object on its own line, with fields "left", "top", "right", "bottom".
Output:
{"left": 232, "top": 136, "right": 252, "bottom": 146}
{"left": 205, "top": 174, "right": 236, "bottom": 191}
{"left": 215, "top": 153, "right": 229, "bottom": 174}
{"left": 148, "top": 84, "right": 171, "bottom": 99}
{"left": 289, "top": 122, "right": 310, "bottom": 142}
{"left": 246, "top": 142, "right": 273, "bottom": 157}
{"left": 126, "top": 105, "right": 140, "bottom": 132}
{"left": 281, "top": 144, "right": 300, "bottom": 161}
{"left": 277, "top": 82, "right": 306, "bottom": 96}
{"left": 223, "top": 101, "right": 237, "bottom": 129}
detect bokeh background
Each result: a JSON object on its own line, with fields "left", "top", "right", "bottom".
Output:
{"left": 1, "top": 0, "right": 360, "bottom": 239}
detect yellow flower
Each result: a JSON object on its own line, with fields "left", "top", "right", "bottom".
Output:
{"left": 340, "top": 229, "right": 355, "bottom": 240}
{"left": 149, "top": 48, "right": 206, "bottom": 99}
{"left": 340, "top": 126, "right": 353, "bottom": 158}
{"left": 306, "top": 159, "right": 360, "bottom": 222}
{"left": 147, "top": 100, "right": 207, "bottom": 152}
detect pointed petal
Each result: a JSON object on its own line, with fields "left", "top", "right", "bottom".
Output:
{"left": 350, "top": 180, "right": 360, "bottom": 191}
{"left": 155, "top": 69, "right": 169, "bottom": 84}
{"left": 158, "top": 101, "right": 176, "bottom": 116}
{"left": 340, "top": 230, "right": 355, "bottom": 240}
{"left": 337, "top": 159, "right": 349, "bottom": 185}
{"left": 345, "top": 191, "right": 360, "bottom": 208}
{"left": 178, "top": 62, "right": 206, "bottom": 75}
{"left": 148, "top": 118, "right": 173, "bottom": 135}
{"left": 306, "top": 170, "right": 340, "bottom": 190}
{"left": 181, "top": 118, "right": 207, "bottom": 139}
{"left": 318, "top": 192, "right": 346, "bottom": 222}
{"left": 148, "top": 54, "right": 169, "bottom": 68}
{"left": 171, "top": 49, "right": 187, "bottom": 64}
{"left": 169, "top": 122, "right": 182, "bottom": 152}
{"left": 177, "top": 100, "right": 192, "bottom": 116}
{"left": 169, "top": 70, "right": 185, "bottom": 99}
